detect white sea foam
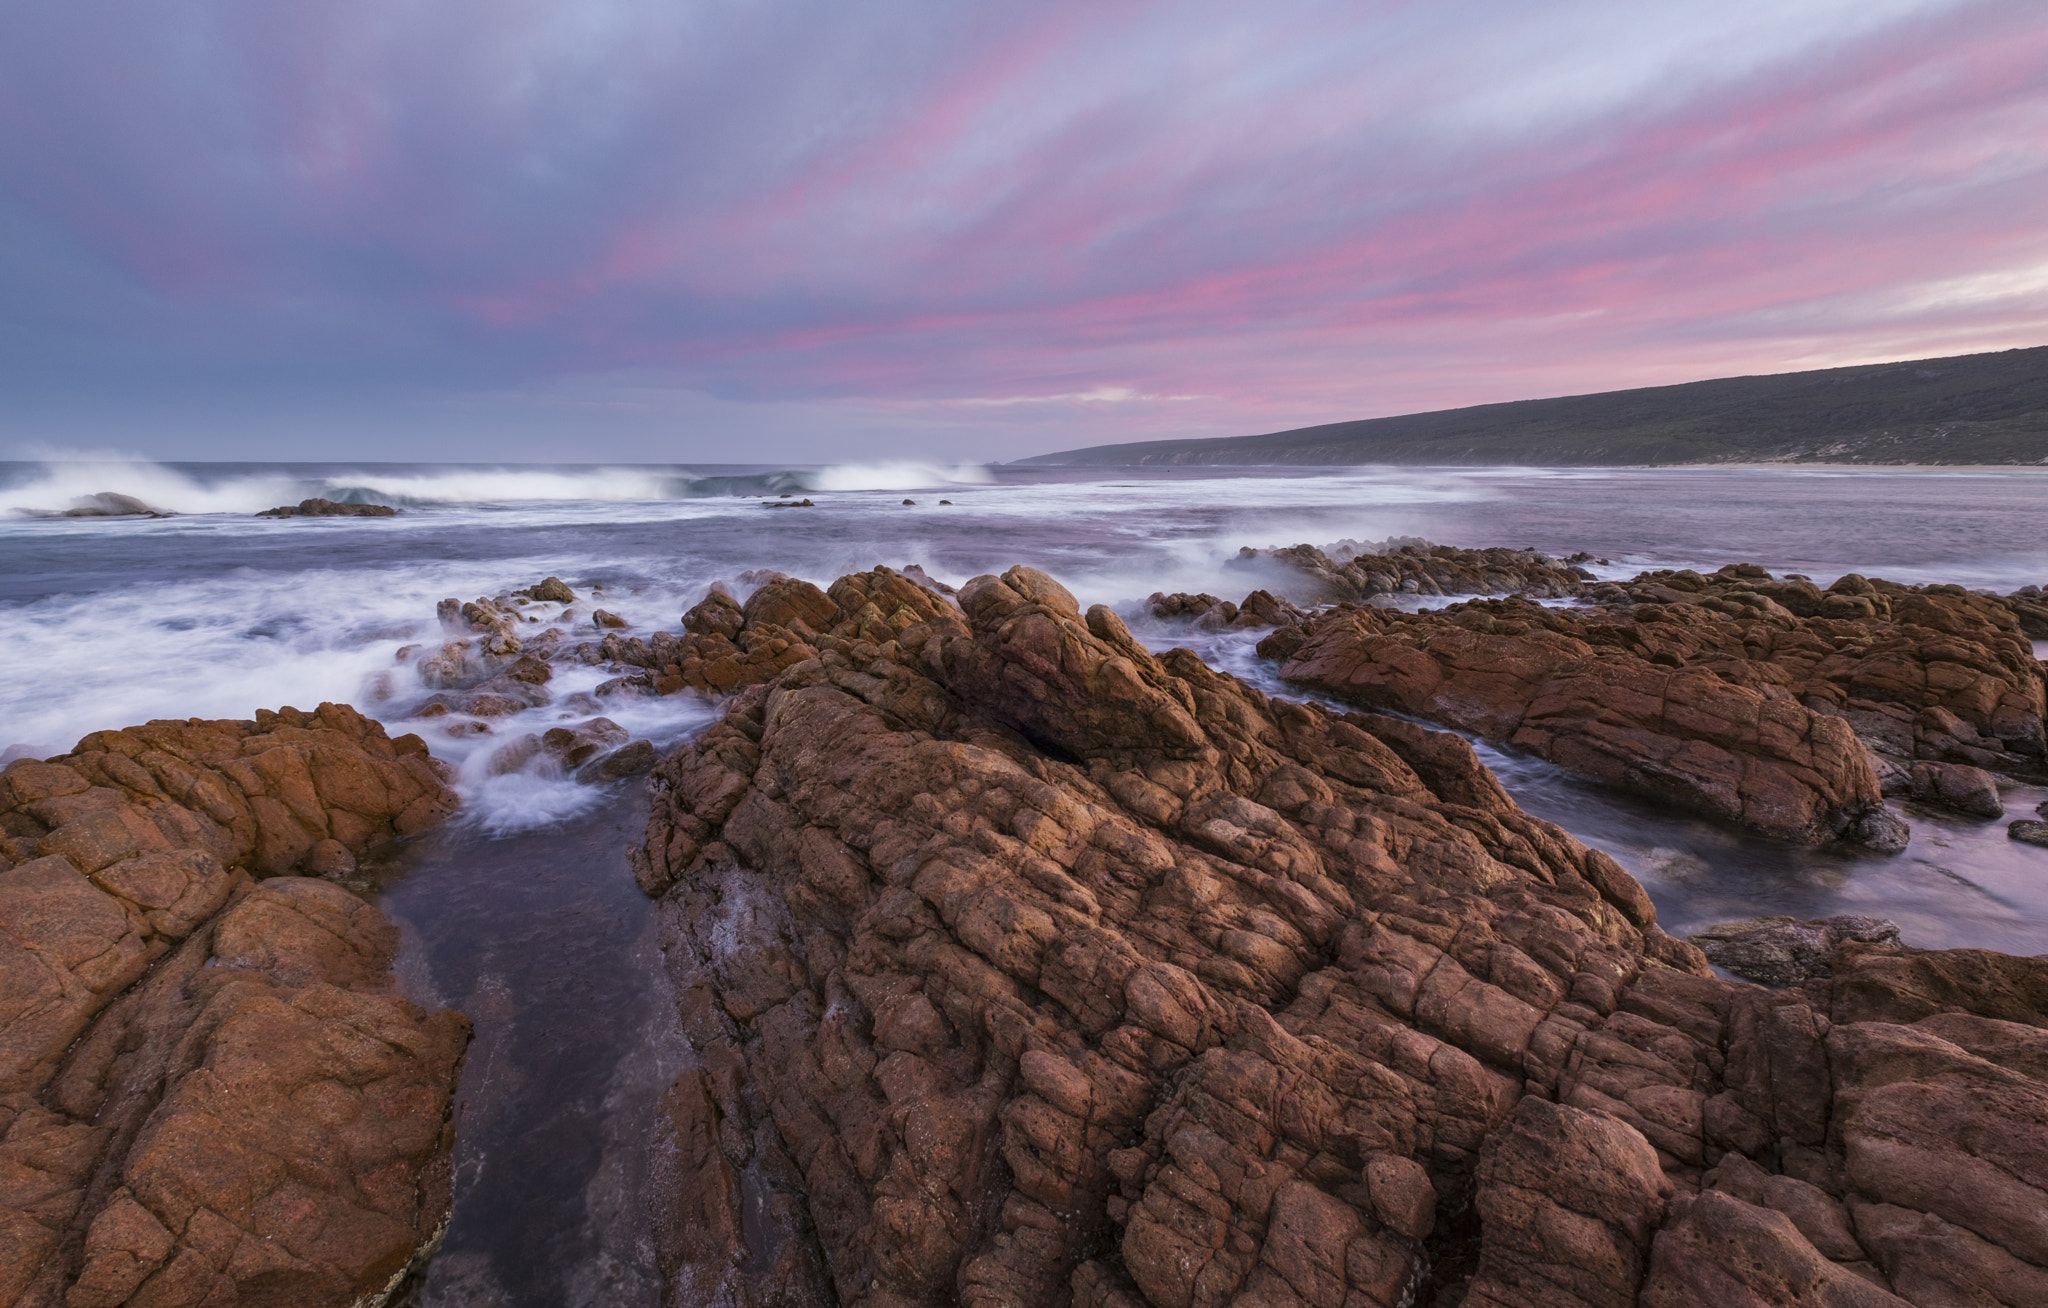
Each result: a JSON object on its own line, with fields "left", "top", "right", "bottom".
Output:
{"left": 807, "top": 461, "right": 995, "bottom": 491}
{"left": 0, "top": 456, "right": 306, "bottom": 516}
{"left": 325, "top": 467, "right": 691, "bottom": 504}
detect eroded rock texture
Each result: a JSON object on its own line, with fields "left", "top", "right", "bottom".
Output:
{"left": 0, "top": 704, "right": 468, "bottom": 1308}
{"left": 634, "top": 564, "right": 2048, "bottom": 1308}
{"left": 1265, "top": 569, "right": 2048, "bottom": 846}
{"left": 1232, "top": 542, "right": 1593, "bottom": 604}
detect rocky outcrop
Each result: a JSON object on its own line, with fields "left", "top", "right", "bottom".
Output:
{"left": 632, "top": 563, "right": 2048, "bottom": 1308}
{"left": 1146, "top": 590, "right": 1310, "bottom": 632}
{"left": 596, "top": 568, "right": 960, "bottom": 698}
{"left": 0, "top": 705, "right": 467, "bottom": 1307}
{"left": 1271, "top": 601, "right": 1904, "bottom": 847}
{"left": 1266, "top": 565, "right": 2048, "bottom": 846}
{"left": 256, "top": 498, "right": 398, "bottom": 518}
{"left": 1233, "top": 541, "right": 1592, "bottom": 603}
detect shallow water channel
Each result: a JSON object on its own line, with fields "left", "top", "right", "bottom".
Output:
{"left": 366, "top": 791, "right": 682, "bottom": 1308}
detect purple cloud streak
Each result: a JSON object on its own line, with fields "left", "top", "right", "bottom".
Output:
{"left": 0, "top": 0, "right": 2043, "bottom": 457}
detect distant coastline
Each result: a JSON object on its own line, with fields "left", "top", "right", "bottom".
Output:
{"left": 1020, "top": 344, "right": 2048, "bottom": 467}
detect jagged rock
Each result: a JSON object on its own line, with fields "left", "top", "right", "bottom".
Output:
{"left": 628, "top": 561, "right": 2048, "bottom": 1308}
{"left": 1690, "top": 916, "right": 1904, "bottom": 988}
{"left": 1234, "top": 540, "right": 1591, "bottom": 604}
{"left": 2010, "top": 819, "right": 2048, "bottom": 848}
{"left": 0, "top": 706, "right": 466, "bottom": 1307}
{"left": 255, "top": 497, "right": 397, "bottom": 518}
{"left": 1275, "top": 602, "right": 1902, "bottom": 847}
{"left": 1267, "top": 566, "right": 2048, "bottom": 843}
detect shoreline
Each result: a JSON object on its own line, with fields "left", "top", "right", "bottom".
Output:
{"left": 6, "top": 528, "right": 2048, "bottom": 1304}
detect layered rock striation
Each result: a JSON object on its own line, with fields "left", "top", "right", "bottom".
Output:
{"left": 634, "top": 565, "right": 2048, "bottom": 1308}
{"left": 0, "top": 704, "right": 468, "bottom": 1308}
{"left": 1232, "top": 541, "right": 1593, "bottom": 604}
{"left": 1261, "top": 565, "right": 2048, "bottom": 845}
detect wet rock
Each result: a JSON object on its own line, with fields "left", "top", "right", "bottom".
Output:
{"left": 592, "top": 607, "right": 630, "bottom": 629}
{"left": 1906, "top": 760, "right": 2003, "bottom": 817}
{"left": 2010, "top": 819, "right": 2048, "bottom": 847}
{"left": 45, "top": 492, "right": 171, "bottom": 518}
{"left": 576, "top": 738, "right": 657, "bottom": 784}
{"left": 518, "top": 575, "right": 576, "bottom": 603}
{"left": 0, "top": 707, "right": 466, "bottom": 1307}
{"left": 1690, "top": 916, "right": 1903, "bottom": 988}
{"left": 542, "top": 716, "right": 631, "bottom": 768}
{"left": 255, "top": 496, "right": 397, "bottom": 518}
{"left": 1147, "top": 590, "right": 1224, "bottom": 620}
{"left": 1234, "top": 539, "right": 1591, "bottom": 604}
{"left": 1148, "top": 589, "right": 1310, "bottom": 632}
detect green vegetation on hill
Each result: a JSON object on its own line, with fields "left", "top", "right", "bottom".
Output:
{"left": 1022, "top": 345, "right": 2048, "bottom": 466}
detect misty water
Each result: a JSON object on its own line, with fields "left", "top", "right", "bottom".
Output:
{"left": 5, "top": 458, "right": 2048, "bottom": 1305}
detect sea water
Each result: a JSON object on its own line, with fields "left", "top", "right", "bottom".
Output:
{"left": 5, "top": 458, "right": 2046, "bottom": 1305}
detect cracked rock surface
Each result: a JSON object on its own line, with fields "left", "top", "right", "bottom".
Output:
{"left": 1263, "top": 573, "right": 2048, "bottom": 847}
{"left": 635, "top": 564, "right": 2048, "bottom": 1307}
{"left": 0, "top": 703, "right": 468, "bottom": 1308}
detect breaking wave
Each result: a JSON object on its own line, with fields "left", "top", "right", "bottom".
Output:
{"left": 0, "top": 455, "right": 997, "bottom": 516}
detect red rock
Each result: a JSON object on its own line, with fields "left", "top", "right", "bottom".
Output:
{"left": 629, "top": 563, "right": 2048, "bottom": 1308}
{"left": 0, "top": 705, "right": 466, "bottom": 1307}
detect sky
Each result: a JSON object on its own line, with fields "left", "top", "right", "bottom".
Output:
{"left": 2, "top": 0, "right": 2045, "bottom": 463}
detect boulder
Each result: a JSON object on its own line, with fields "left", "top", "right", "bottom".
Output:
{"left": 518, "top": 575, "right": 576, "bottom": 603}
{"left": 1906, "top": 761, "right": 2003, "bottom": 817}
{"left": 0, "top": 707, "right": 466, "bottom": 1306}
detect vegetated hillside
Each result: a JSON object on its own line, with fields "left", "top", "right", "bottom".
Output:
{"left": 1022, "top": 345, "right": 2048, "bottom": 466}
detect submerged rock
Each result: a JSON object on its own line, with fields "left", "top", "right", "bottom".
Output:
{"left": 0, "top": 704, "right": 467, "bottom": 1306}
{"left": 630, "top": 562, "right": 2048, "bottom": 1308}
{"left": 256, "top": 496, "right": 398, "bottom": 518}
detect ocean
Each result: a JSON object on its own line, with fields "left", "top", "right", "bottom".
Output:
{"left": 6, "top": 457, "right": 2047, "bottom": 1305}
